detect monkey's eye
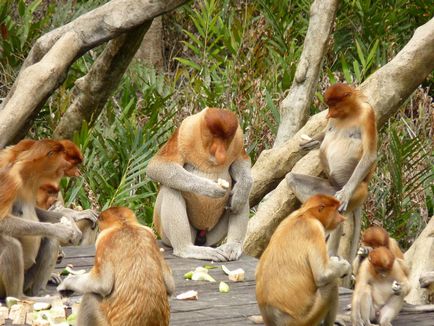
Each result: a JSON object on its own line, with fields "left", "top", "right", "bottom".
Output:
{"left": 47, "top": 151, "right": 54, "bottom": 157}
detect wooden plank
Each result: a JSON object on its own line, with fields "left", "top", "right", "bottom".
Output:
{"left": 3, "top": 245, "right": 434, "bottom": 326}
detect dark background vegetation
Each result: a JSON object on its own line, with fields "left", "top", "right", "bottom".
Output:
{"left": 0, "top": 0, "right": 432, "bottom": 249}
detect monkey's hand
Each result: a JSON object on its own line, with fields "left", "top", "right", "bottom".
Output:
{"left": 335, "top": 187, "right": 352, "bottom": 212}
{"left": 357, "top": 246, "right": 372, "bottom": 257}
{"left": 217, "top": 242, "right": 243, "bottom": 261}
{"left": 52, "top": 207, "right": 99, "bottom": 227}
{"left": 57, "top": 274, "right": 77, "bottom": 297}
{"left": 392, "top": 281, "right": 402, "bottom": 295}
{"left": 330, "top": 256, "right": 352, "bottom": 278}
{"left": 53, "top": 216, "right": 82, "bottom": 245}
{"left": 194, "top": 179, "right": 227, "bottom": 198}
{"left": 300, "top": 139, "right": 320, "bottom": 150}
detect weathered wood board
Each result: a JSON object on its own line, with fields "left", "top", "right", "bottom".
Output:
{"left": 2, "top": 245, "right": 434, "bottom": 325}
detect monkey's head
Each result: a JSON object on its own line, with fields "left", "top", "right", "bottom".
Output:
{"left": 59, "top": 140, "right": 83, "bottom": 177}
{"left": 98, "top": 206, "right": 138, "bottom": 230}
{"left": 202, "top": 108, "right": 239, "bottom": 166}
{"left": 37, "top": 183, "right": 60, "bottom": 209}
{"left": 362, "top": 226, "right": 389, "bottom": 248}
{"left": 368, "top": 247, "right": 395, "bottom": 276}
{"left": 324, "top": 83, "right": 358, "bottom": 119}
{"left": 15, "top": 140, "right": 70, "bottom": 180}
{"left": 303, "top": 194, "right": 346, "bottom": 231}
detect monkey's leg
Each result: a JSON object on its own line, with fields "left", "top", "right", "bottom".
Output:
{"left": 214, "top": 203, "right": 249, "bottom": 261}
{"left": 24, "top": 238, "right": 60, "bottom": 296}
{"left": 350, "top": 207, "right": 362, "bottom": 261}
{"left": 157, "top": 186, "right": 229, "bottom": 261}
{"left": 0, "top": 235, "right": 25, "bottom": 298}
{"left": 286, "top": 172, "right": 338, "bottom": 203}
{"left": 378, "top": 295, "right": 405, "bottom": 326}
{"left": 259, "top": 305, "right": 294, "bottom": 326}
{"left": 322, "top": 283, "right": 339, "bottom": 326}
{"left": 77, "top": 294, "right": 107, "bottom": 326}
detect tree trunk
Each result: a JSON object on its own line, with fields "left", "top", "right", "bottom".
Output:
{"left": 0, "top": 0, "right": 188, "bottom": 146}
{"left": 404, "top": 217, "right": 434, "bottom": 304}
{"left": 53, "top": 22, "right": 151, "bottom": 139}
{"left": 135, "top": 16, "right": 164, "bottom": 69}
{"left": 274, "top": 0, "right": 338, "bottom": 148}
{"left": 244, "top": 17, "right": 434, "bottom": 257}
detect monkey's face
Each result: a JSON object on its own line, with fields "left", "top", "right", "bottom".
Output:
{"left": 60, "top": 140, "right": 83, "bottom": 177}
{"left": 368, "top": 247, "right": 394, "bottom": 276}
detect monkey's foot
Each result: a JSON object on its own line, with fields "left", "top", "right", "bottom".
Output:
{"left": 217, "top": 242, "right": 243, "bottom": 261}
{"left": 174, "top": 245, "right": 229, "bottom": 262}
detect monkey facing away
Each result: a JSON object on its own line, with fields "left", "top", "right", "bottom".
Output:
{"left": 0, "top": 140, "right": 82, "bottom": 299}
{"left": 146, "top": 107, "right": 252, "bottom": 261}
{"left": 57, "top": 207, "right": 174, "bottom": 326}
{"left": 256, "top": 194, "right": 352, "bottom": 326}
{"left": 286, "top": 83, "right": 377, "bottom": 260}
{"left": 352, "top": 247, "right": 410, "bottom": 326}
{"left": 352, "top": 226, "right": 405, "bottom": 277}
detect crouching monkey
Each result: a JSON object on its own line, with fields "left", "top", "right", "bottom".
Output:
{"left": 286, "top": 83, "right": 377, "bottom": 261}
{"left": 352, "top": 226, "right": 405, "bottom": 277}
{"left": 57, "top": 207, "right": 174, "bottom": 326}
{"left": 256, "top": 194, "right": 352, "bottom": 326}
{"left": 146, "top": 107, "right": 252, "bottom": 261}
{"left": 352, "top": 247, "right": 410, "bottom": 326}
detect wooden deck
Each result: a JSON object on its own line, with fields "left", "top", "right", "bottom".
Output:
{"left": 3, "top": 245, "right": 434, "bottom": 325}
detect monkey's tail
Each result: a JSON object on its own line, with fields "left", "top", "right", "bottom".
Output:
{"left": 401, "top": 303, "right": 434, "bottom": 312}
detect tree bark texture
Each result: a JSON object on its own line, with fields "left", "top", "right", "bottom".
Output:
{"left": 135, "top": 16, "right": 164, "bottom": 69}
{"left": 274, "top": 0, "right": 338, "bottom": 148}
{"left": 244, "top": 17, "right": 434, "bottom": 257}
{"left": 0, "top": 0, "right": 189, "bottom": 146}
{"left": 53, "top": 22, "right": 151, "bottom": 139}
{"left": 404, "top": 217, "right": 434, "bottom": 304}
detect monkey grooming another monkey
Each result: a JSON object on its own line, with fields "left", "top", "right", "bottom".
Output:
{"left": 256, "top": 194, "right": 352, "bottom": 326}
{"left": 146, "top": 107, "right": 252, "bottom": 262}
{"left": 352, "top": 247, "right": 410, "bottom": 326}
{"left": 0, "top": 140, "right": 82, "bottom": 299}
{"left": 286, "top": 83, "right": 377, "bottom": 261}
{"left": 58, "top": 207, "right": 174, "bottom": 326}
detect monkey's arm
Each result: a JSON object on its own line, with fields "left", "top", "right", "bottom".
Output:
{"left": 352, "top": 246, "right": 371, "bottom": 276}
{"left": 0, "top": 215, "right": 81, "bottom": 245}
{"left": 57, "top": 266, "right": 114, "bottom": 297}
{"left": 146, "top": 159, "right": 226, "bottom": 198}
{"left": 228, "top": 157, "right": 252, "bottom": 213}
{"left": 336, "top": 112, "right": 377, "bottom": 211}
{"left": 35, "top": 206, "right": 98, "bottom": 227}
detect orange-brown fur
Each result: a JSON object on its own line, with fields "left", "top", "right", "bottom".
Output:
{"left": 362, "top": 226, "right": 404, "bottom": 259}
{"left": 154, "top": 108, "right": 245, "bottom": 232}
{"left": 256, "top": 195, "right": 349, "bottom": 326}
{"left": 352, "top": 247, "right": 410, "bottom": 325}
{"left": 85, "top": 207, "right": 171, "bottom": 326}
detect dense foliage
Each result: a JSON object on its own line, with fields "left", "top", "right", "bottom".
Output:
{"left": 0, "top": 0, "right": 432, "bottom": 246}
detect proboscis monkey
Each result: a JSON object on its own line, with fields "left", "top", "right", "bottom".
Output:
{"left": 286, "top": 83, "right": 377, "bottom": 260}
{"left": 256, "top": 194, "right": 352, "bottom": 326}
{"left": 0, "top": 140, "right": 82, "bottom": 299}
{"left": 57, "top": 207, "right": 174, "bottom": 326}
{"left": 352, "top": 247, "right": 410, "bottom": 326}
{"left": 146, "top": 107, "right": 252, "bottom": 261}
{"left": 0, "top": 139, "right": 96, "bottom": 294}
{"left": 352, "top": 226, "right": 405, "bottom": 277}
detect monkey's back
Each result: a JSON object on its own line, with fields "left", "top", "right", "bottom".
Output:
{"left": 256, "top": 216, "right": 324, "bottom": 320}
{"left": 100, "top": 226, "right": 170, "bottom": 326}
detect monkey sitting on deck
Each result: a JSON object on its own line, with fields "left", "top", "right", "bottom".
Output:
{"left": 352, "top": 246, "right": 410, "bottom": 326}
{"left": 256, "top": 194, "right": 352, "bottom": 326}
{"left": 57, "top": 207, "right": 174, "bottom": 326}
{"left": 146, "top": 107, "right": 252, "bottom": 262}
